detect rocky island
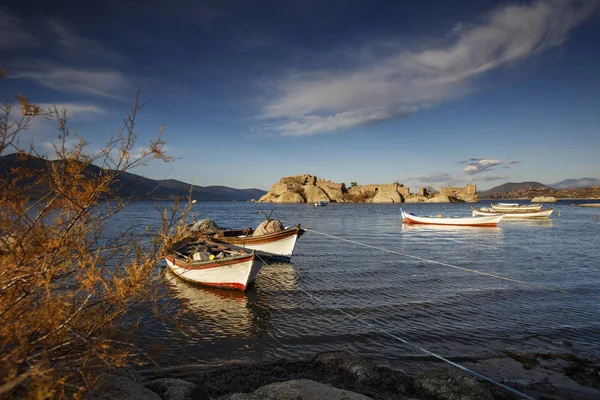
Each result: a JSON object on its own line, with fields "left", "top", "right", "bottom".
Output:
{"left": 258, "top": 174, "right": 479, "bottom": 204}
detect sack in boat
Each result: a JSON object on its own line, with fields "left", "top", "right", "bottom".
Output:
{"left": 189, "top": 219, "right": 220, "bottom": 234}
{"left": 253, "top": 219, "right": 284, "bottom": 236}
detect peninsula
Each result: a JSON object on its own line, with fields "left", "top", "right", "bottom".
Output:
{"left": 258, "top": 174, "right": 480, "bottom": 204}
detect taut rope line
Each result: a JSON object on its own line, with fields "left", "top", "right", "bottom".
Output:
{"left": 304, "top": 228, "right": 600, "bottom": 301}
{"left": 256, "top": 254, "right": 536, "bottom": 400}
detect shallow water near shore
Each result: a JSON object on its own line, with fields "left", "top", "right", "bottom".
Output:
{"left": 115, "top": 200, "right": 600, "bottom": 383}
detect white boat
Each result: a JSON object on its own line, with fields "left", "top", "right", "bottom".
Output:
{"left": 165, "top": 241, "right": 261, "bottom": 291}
{"left": 472, "top": 207, "right": 553, "bottom": 219}
{"left": 491, "top": 203, "right": 541, "bottom": 212}
{"left": 198, "top": 225, "right": 304, "bottom": 262}
{"left": 191, "top": 199, "right": 197, "bottom": 204}
{"left": 314, "top": 200, "right": 328, "bottom": 206}
{"left": 401, "top": 209, "right": 503, "bottom": 227}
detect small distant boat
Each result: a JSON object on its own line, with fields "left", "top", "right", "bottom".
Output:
{"left": 165, "top": 241, "right": 261, "bottom": 291}
{"left": 401, "top": 209, "right": 503, "bottom": 227}
{"left": 314, "top": 200, "right": 328, "bottom": 207}
{"left": 472, "top": 207, "right": 553, "bottom": 219}
{"left": 491, "top": 203, "right": 541, "bottom": 212}
{"left": 191, "top": 199, "right": 198, "bottom": 204}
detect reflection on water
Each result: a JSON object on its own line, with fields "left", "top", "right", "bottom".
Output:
{"left": 254, "top": 261, "right": 300, "bottom": 292}
{"left": 165, "top": 271, "right": 254, "bottom": 338}
{"left": 501, "top": 219, "right": 554, "bottom": 228}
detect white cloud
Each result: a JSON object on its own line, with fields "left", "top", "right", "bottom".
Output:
{"left": 460, "top": 158, "right": 503, "bottom": 175}
{"left": 11, "top": 63, "right": 127, "bottom": 98}
{"left": 0, "top": 9, "right": 38, "bottom": 50}
{"left": 262, "top": 0, "right": 596, "bottom": 135}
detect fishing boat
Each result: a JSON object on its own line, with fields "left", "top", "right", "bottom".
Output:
{"left": 165, "top": 240, "right": 261, "bottom": 291}
{"left": 400, "top": 209, "right": 503, "bottom": 227}
{"left": 314, "top": 200, "right": 328, "bottom": 206}
{"left": 491, "top": 203, "right": 542, "bottom": 212}
{"left": 198, "top": 224, "right": 305, "bottom": 262}
{"left": 472, "top": 207, "right": 553, "bottom": 219}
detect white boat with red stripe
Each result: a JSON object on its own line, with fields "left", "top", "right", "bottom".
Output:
{"left": 165, "top": 242, "right": 261, "bottom": 291}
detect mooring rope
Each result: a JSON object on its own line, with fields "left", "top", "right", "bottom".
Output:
{"left": 304, "top": 228, "right": 600, "bottom": 302}
{"left": 255, "top": 254, "right": 536, "bottom": 400}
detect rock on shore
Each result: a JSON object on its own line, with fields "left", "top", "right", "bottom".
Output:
{"left": 531, "top": 196, "right": 557, "bottom": 203}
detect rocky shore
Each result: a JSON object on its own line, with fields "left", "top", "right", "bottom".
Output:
{"left": 257, "top": 174, "right": 479, "bottom": 204}
{"left": 87, "top": 350, "right": 600, "bottom": 400}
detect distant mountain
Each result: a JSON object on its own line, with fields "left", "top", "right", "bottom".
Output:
{"left": 0, "top": 153, "right": 266, "bottom": 201}
{"left": 479, "top": 182, "right": 550, "bottom": 198}
{"left": 549, "top": 178, "right": 600, "bottom": 190}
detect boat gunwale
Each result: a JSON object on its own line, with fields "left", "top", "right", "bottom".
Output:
{"left": 165, "top": 253, "right": 256, "bottom": 271}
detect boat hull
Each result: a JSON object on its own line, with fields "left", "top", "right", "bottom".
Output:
{"left": 165, "top": 253, "right": 260, "bottom": 291}
{"left": 472, "top": 207, "right": 554, "bottom": 219}
{"left": 202, "top": 226, "right": 304, "bottom": 261}
{"left": 491, "top": 203, "right": 542, "bottom": 212}
{"left": 401, "top": 209, "right": 503, "bottom": 227}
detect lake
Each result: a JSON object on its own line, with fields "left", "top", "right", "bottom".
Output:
{"left": 116, "top": 200, "right": 600, "bottom": 382}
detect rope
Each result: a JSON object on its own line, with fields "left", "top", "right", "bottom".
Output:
{"left": 256, "top": 254, "right": 536, "bottom": 400}
{"left": 304, "top": 228, "right": 600, "bottom": 301}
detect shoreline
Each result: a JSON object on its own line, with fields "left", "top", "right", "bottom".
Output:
{"left": 91, "top": 350, "right": 600, "bottom": 400}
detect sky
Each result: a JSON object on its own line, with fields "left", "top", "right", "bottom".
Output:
{"left": 1, "top": 0, "right": 599, "bottom": 191}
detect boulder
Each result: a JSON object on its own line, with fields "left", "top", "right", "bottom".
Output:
{"left": 425, "top": 195, "right": 451, "bottom": 203}
{"left": 405, "top": 195, "right": 427, "bottom": 203}
{"left": 531, "top": 196, "right": 557, "bottom": 203}
{"left": 218, "top": 394, "right": 259, "bottom": 400}
{"left": 252, "top": 379, "right": 372, "bottom": 400}
{"left": 189, "top": 219, "right": 220, "bottom": 234}
{"left": 414, "top": 369, "right": 494, "bottom": 400}
{"left": 312, "top": 351, "right": 381, "bottom": 387}
{"left": 86, "top": 374, "right": 162, "bottom": 400}
{"left": 302, "top": 185, "right": 330, "bottom": 203}
{"left": 372, "top": 191, "right": 402, "bottom": 204}
{"left": 253, "top": 219, "right": 284, "bottom": 236}
{"left": 144, "top": 378, "right": 208, "bottom": 400}
{"left": 275, "top": 191, "right": 304, "bottom": 203}
{"left": 315, "top": 179, "right": 346, "bottom": 202}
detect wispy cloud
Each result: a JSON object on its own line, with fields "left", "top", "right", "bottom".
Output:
{"left": 0, "top": 9, "right": 38, "bottom": 50}
{"left": 46, "top": 18, "right": 126, "bottom": 63}
{"left": 263, "top": 0, "right": 596, "bottom": 135}
{"left": 460, "top": 158, "right": 503, "bottom": 175}
{"left": 12, "top": 62, "right": 127, "bottom": 98}
{"left": 478, "top": 175, "right": 510, "bottom": 182}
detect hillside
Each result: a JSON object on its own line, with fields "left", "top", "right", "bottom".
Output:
{"left": 486, "top": 186, "right": 600, "bottom": 200}
{"left": 549, "top": 178, "right": 600, "bottom": 189}
{"left": 479, "top": 182, "right": 549, "bottom": 198}
{"left": 0, "top": 153, "right": 265, "bottom": 201}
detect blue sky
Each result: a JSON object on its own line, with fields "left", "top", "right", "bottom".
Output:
{"left": 1, "top": 0, "right": 599, "bottom": 191}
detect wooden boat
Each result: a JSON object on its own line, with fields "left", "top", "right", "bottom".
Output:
{"left": 165, "top": 240, "right": 261, "bottom": 291}
{"left": 491, "top": 203, "right": 542, "bottom": 212}
{"left": 472, "top": 207, "right": 553, "bottom": 219}
{"left": 400, "top": 209, "right": 503, "bottom": 227}
{"left": 197, "top": 224, "right": 304, "bottom": 262}
{"left": 314, "top": 200, "right": 328, "bottom": 206}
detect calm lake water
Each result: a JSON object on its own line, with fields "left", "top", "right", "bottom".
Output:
{"left": 113, "top": 201, "right": 600, "bottom": 377}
